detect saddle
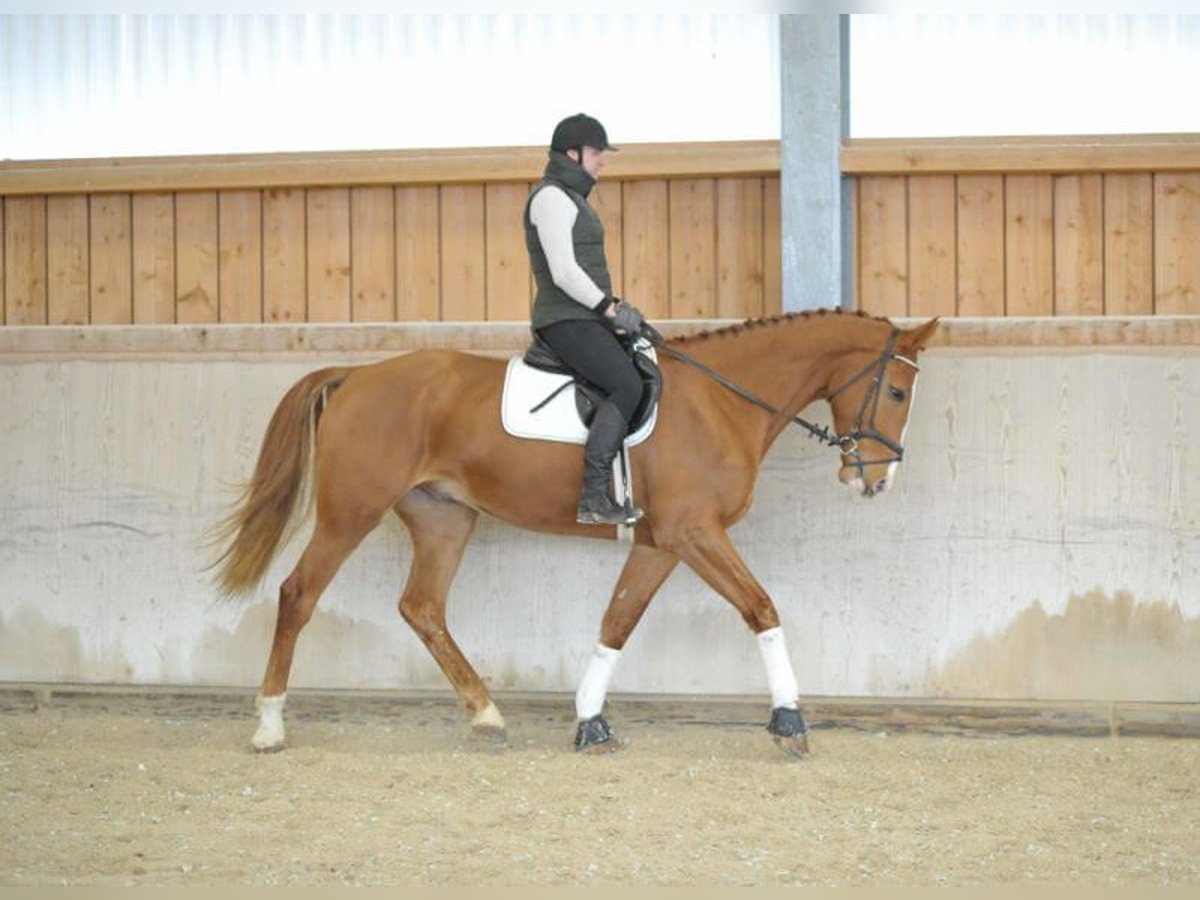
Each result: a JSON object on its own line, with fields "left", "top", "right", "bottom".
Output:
{"left": 501, "top": 333, "right": 661, "bottom": 447}
{"left": 501, "top": 333, "right": 661, "bottom": 539}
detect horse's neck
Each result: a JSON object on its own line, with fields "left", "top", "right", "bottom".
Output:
{"left": 682, "top": 315, "right": 887, "bottom": 444}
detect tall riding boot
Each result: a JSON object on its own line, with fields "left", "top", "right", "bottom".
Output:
{"left": 577, "top": 401, "right": 643, "bottom": 526}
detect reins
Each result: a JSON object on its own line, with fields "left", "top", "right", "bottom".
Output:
{"left": 639, "top": 322, "right": 917, "bottom": 464}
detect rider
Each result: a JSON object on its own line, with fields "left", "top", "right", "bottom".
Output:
{"left": 524, "top": 113, "right": 647, "bottom": 526}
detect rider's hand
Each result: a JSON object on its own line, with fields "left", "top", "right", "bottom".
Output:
{"left": 611, "top": 301, "right": 645, "bottom": 334}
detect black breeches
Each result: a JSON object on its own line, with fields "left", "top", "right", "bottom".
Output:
{"left": 537, "top": 318, "right": 643, "bottom": 424}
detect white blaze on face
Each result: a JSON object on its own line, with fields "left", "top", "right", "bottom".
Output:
{"left": 881, "top": 363, "right": 920, "bottom": 491}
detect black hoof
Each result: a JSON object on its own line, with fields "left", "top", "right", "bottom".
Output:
{"left": 574, "top": 714, "right": 616, "bottom": 753}
{"left": 766, "top": 706, "right": 811, "bottom": 759}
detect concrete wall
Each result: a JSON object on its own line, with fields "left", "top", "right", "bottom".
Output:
{"left": 2, "top": 319, "right": 1198, "bottom": 704}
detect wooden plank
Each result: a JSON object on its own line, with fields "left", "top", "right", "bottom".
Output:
{"left": 395, "top": 186, "right": 441, "bottom": 321}
{"left": 856, "top": 175, "right": 908, "bottom": 317}
{"left": 1104, "top": 174, "right": 1153, "bottom": 316}
{"left": 3, "top": 197, "right": 47, "bottom": 325}
{"left": 763, "top": 176, "right": 781, "bottom": 315}
{"left": 716, "top": 178, "right": 764, "bottom": 319}
{"left": 0, "top": 141, "right": 782, "bottom": 196}
{"left": 439, "top": 185, "right": 486, "bottom": 321}
{"left": 907, "top": 175, "right": 956, "bottom": 318}
{"left": 350, "top": 187, "right": 396, "bottom": 323}
{"left": 842, "top": 134, "right": 1200, "bottom": 175}
{"left": 956, "top": 175, "right": 1005, "bottom": 316}
{"left": 621, "top": 180, "right": 670, "bottom": 320}
{"left": 132, "top": 193, "right": 176, "bottom": 324}
{"left": 590, "top": 179, "right": 624, "bottom": 298}
{"left": 46, "top": 195, "right": 89, "bottom": 325}
{"left": 1004, "top": 175, "right": 1054, "bottom": 316}
{"left": 89, "top": 194, "right": 133, "bottom": 324}
{"left": 483, "top": 182, "right": 531, "bottom": 322}
{"left": 262, "top": 188, "right": 306, "bottom": 324}
{"left": 1154, "top": 173, "right": 1200, "bottom": 315}
{"left": 175, "top": 192, "right": 218, "bottom": 324}
{"left": 217, "top": 190, "right": 263, "bottom": 323}
{"left": 1053, "top": 174, "right": 1104, "bottom": 316}
{"left": 306, "top": 188, "right": 351, "bottom": 323}
{"left": 669, "top": 179, "right": 717, "bottom": 318}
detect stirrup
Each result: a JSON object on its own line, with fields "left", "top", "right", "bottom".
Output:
{"left": 577, "top": 496, "right": 642, "bottom": 526}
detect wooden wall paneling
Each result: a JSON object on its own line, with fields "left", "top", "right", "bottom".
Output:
{"left": 763, "top": 176, "right": 781, "bottom": 315}
{"left": 590, "top": 179, "right": 624, "bottom": 298}
{"left": 622, "top": 180, "right": 670, "bottom": 320}
{"left": 89, "top": 193, "right": 133, "bottom": 324}
{"left": 217, "top": 190, "right": 263, "bottom": 323}
{"left": 716, "top": 177, "right": 765, "bottom": 317}
{"left": 132, "top": 193, "right": 176, "bottom": 324}
{"left": 306, "top": 188, "right": 352, "bottom": 322}
{"left": 1153, "top": 173, "right": 1200, "bottom": 314}
{"left": 46, "top": 195, "right": 89, "bottom": 325}
{"left": 1103, "top": 174, "right": 1153, "bottom": 316}
{"left": 856, "top": 175, "right": 908, "bottom": 317}
{"left": 175, "top": 192, "right": 219, "bottom": 323}
{"left": 716, "top": 178, "right": 764, "bottom": 319}
{"left": 483, "top": 182, "right": 532, "bottom": 321}
{"left": 956, "top": 175, "right": 1005, "bottom": 316}
{"left": 4, "top": 196, "right": 47, "bottom": 325}
{"left": 668, "top": 178, "right": 717, "bottom": 318}
{"left": 1004, "top": 175, "right": 1054, "bottom": 316}
{"left": 350, "top": 187, "right": 396, "bottom": 322}
{"left": 395, "top": 186, "right": 441, "bottom": 321}
{"left": 262, "top": 189, "right": 306, "bottom": 323}
{"left": 1053, "top": 174, "right": 1104, "bottom": 315}
{"left": 439, "top": 185, "right": 486, "bottom": 321}
{"left": 907, "top": 175, "right": 957, "bottom": 318}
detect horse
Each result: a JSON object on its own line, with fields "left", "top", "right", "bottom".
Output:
{"left": 212, "top": 309, "right": 940, "bottom": 758}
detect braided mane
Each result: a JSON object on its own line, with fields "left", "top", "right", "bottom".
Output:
{"left": 669, "top": 307, "right": 887, "bottom": 346}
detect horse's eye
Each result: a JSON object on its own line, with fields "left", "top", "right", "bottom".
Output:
{"left": 888, "top": 385, "right": 906, "bottom": 402}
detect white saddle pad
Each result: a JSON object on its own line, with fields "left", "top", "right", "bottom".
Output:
{"left": 501, "top": 352, "right": 658, "bottom": 446}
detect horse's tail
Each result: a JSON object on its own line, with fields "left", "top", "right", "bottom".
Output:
{"left": 209, "top": 366, "right": 351, "bottom": 597}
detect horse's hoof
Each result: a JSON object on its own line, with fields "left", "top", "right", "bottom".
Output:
{"left": 574, "top": 714, "right": 620, "bottom": 754}
{"left": 766, "top": 706, "right": 810, "bottom": 760}
{"left": 253, "top": 740, "right": 286, "bottom": 754}
{"left": 771, "top": 732, "right": 810, "bottom": 759}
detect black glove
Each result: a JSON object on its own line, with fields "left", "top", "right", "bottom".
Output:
{"left": 611, "top": 301, "right": 645, "bottom": 334}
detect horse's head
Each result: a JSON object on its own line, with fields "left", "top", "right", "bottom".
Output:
{"left": 826, "top": 317, "right": 940, "bottom": 497}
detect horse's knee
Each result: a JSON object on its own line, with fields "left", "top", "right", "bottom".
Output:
{"left": 276, "top": 571, "right": 316, "bottom": 633}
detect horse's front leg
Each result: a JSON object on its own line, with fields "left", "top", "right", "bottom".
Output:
{"left": 573, "top": 543, "right": 679, "bottom": 753}
{"left": 665, "top": 522, "right": 810, "bottom": 759}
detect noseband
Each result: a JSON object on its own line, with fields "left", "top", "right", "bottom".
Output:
{"left": 644, "top": 324, "right": 919, "bottom": 472}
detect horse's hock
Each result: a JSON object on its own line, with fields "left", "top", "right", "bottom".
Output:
{"left": 1, "top": 317, "right": 1199, "bottom": 728}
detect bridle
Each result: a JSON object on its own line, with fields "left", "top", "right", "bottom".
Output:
{"left": 643, "top": 324, "right": 919, "bottom": 474}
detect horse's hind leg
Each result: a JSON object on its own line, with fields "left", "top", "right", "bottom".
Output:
{"left": 253, "top": 513, "right": 378, "bottom": 752}
{"left": 394, "top": 487, "right": 504, "bottom": 741}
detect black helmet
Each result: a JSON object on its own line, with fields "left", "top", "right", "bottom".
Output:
{"left": 550, "top": 113, "right": 617, "bottom": 153}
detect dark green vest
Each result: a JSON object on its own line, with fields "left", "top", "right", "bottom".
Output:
{"left": 524, "top": 151, "right": 613, "bottom": 330}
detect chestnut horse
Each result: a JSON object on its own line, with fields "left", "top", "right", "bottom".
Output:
{"left": 213, "top": 310, "right": 939, "bottom": 758}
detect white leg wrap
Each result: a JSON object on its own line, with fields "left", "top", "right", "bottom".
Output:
{"left": 757, "top": 627, "right": 800, "bottom": 709}
{"left": 575, "top": 644, "right": 622, "bottom": 720}
{"left": 252, "top": 693, "right": 287, "bottom": 750}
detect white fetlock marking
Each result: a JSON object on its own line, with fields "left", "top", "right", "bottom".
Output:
{"left": 252, "top": 693, "right": 287, "bottom": 750}
{"left": 472, "top": 702, "right": 506, "bottom": 731}
{"left": 576, "top": 644, "right": 622, "bottom": 720}
{"left": 757, "top": 627, "right": 800, "bottom": 709}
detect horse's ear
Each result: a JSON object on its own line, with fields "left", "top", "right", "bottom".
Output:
{"left": 901, "top": 317, "right": 940, "bottom": 354}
